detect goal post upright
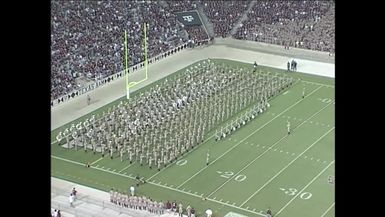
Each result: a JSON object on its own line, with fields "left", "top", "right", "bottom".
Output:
{"left": 124, "top": 22, "right": 149, "bottom": 100}
{"left": 144, "top": 22, "right": 148, "bottom": 80}
{"left": 125, "top": 30, "right": 130, "bottom": 99}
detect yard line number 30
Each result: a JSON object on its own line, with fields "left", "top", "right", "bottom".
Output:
{"left": 279, "top": 187, "right": 312, "bottom": 200}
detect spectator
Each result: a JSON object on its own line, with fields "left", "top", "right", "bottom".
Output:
{"left": 178, "top": 202, "right": 183, "bottom": 216}
{"left": 69, "top": 193, "right": 75, "bottom": 207}
{"left": 205, "top": 208, "right": 213, "bottom": 217}
{"left": 172, "top": 200, "right": 177, "bottom": 212}
{"left": 71, "top": 187, "right": 77, "bottom": 200}
{"left": 191, "top": 207, "right": 196, "bottom": 217}
{"left": 52, "top": 209, "right": 57, "bottom": 217}
{"left": 187, "top": 204, "right": 192, "bottom": 217}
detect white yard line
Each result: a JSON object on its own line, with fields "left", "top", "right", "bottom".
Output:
{"left": 301, "top": 80, "right": 334, "bottom": 88}
{"left": 118, "top": 163, "right": 135, "bottom": 173}
{"left": 209, "top": 101, "right": 333, "bottom": 199}
{"left": 176, "top": 85, "right": 323, "bottom": 189}
{"left": 146, "top": 132, "right": 215, "bottom": 181}
{"left": 320, "top": 202, "right": 335, "bottom": 217}
{"left": 52, "top": 155, "right": 85, "bottom": 166}
{"left": 207, "top": 135, "right": 288, "bottom": 198}
{"left": 240, "top": 127, "right": 334, "bottom": 207}
{"left": 147, "top": 181, "right": 267, "bottom": 217}
{"left": 51, "top": 154, "right": 267, "bottom": 217}
{"left": 90, "top": 157, "right": 103, "bottom": 166}
{"left": 275, "top": 160, "right": 335, "bottom": 217}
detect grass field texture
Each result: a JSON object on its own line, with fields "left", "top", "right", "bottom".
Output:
{"left": 51, "top": 59, "right": 334, "bottom": 217}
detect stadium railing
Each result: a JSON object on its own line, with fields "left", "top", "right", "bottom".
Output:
{"left": 51, "top": 184, "right": 138, "bottom": 217}
{"left": 51, "top": 42, "right": 189, "bottom": 107}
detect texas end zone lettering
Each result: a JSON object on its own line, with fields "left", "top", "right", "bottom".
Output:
{"left": 176, "top": 11, "right": 202, "bottom": 26}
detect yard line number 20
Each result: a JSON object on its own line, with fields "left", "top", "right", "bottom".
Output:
{"left": 175, "top": 160, "right": 247, "bottom": 182}
{"left": 219, "top": 171, "right": 247, "bottom": 182}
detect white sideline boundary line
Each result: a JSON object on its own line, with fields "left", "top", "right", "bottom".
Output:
{"left": 210, "top": 101, "right": 334, "bottom": 199}
{"left": 320, "top": 202, "right": 335, "bottom": 217}
{"left": 275, "top": 160, "right": 335, "bottom": 217}
{"left": 240, "top": 127, "right": 334, "bottom": 207}
{"left": 51, "top": 155, "right": 267, "bottom": 217}
{"left": 176, "top": 85, "right": 323, "bottom": 189}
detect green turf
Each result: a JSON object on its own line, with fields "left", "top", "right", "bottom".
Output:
{"left": 51, "top": 59, "right": 334, "bottom": 217}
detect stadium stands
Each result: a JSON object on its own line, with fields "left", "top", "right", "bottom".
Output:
{"left": 51, "top": 1, "right": 189, "bottom": 100}
{"left": 51, "top": 0, "right": 334, "bottom": 104}
{"left": 201, "top": 0, "right": 250, "bottom": 38}
{"left": 233, "top": 1, "right": 335, "bottom": 52}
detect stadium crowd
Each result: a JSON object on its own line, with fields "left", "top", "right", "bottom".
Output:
{"left": 234, "top": 1, "right": 335, "bottom": 53}
{"left": 202, "top": 0, "right": 249, "bottom": 38}
{"left": 165, "top": 0, "right": 197, "bottom": 13}
{"left": 166, "top": 0, "right": 209, "bottom": 46}
{"left": 51, "top": 1, "right": 201, "bottom": 100}
{"left": 186, "top": 26, "right": 209, "bottom": 45}
{"left": 51, "top": 0, "right": 334, "bottom": 103}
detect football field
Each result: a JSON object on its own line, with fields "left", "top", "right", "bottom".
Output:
{"left": 51, "top": 59, "right": 334, "bottom": 217}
